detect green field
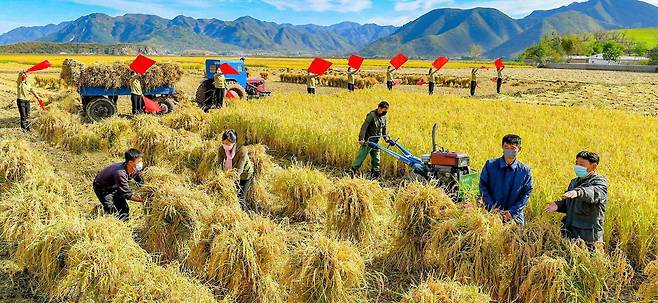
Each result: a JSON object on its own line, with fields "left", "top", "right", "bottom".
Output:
{"left": 613, "top": 27, "right": 658, "bottom": 48}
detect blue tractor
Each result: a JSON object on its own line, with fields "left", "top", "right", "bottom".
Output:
{"left": 195, "top": 59, "right": 270, "bottom": 108}
{"left": 80, "top": 85, "right": 177, "bottom": 122}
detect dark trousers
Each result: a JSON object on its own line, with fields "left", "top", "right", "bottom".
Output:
{"left": 17, "top": 99, "right": 30, "bottom": 131}
{"left": 93, "top": 183, "right": 129, "bottom": 221}
{"left": 497, "top": 78, "right": 503, "bottom": 94}
{"left": 561, "top": 224, "right": 603, "bottom": 249}
{"left": 130, "top": 94, "right": 144, "bottom": 115}
{"left": 470, "top": 81, "right": 477, "bottom": 96}
{"left": 307, "top": 87, "right": 316, "bottom": 94}
{"left": 348, "top": 83, "right": 355, "bottom": 92}
{"left": 236, "top": 177, "right": 254, "bottom": 211}
{"left": 214, "top": 88, "right": 225, "bottom": 108}
{"left": 428, "top": 82, "right": 435, "bottom": 95}
{"left": 386, "top": 80, "right": 393, "bottom": 90}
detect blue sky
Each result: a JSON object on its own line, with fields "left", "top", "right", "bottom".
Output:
{"left": 2, "top": 0, "right": 658, "bottom": 34}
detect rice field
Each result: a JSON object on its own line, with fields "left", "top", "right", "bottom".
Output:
{"left": 0, "top": 56, "right": 657, "bottom": 302}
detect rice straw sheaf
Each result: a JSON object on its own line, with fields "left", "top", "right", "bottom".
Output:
{"left": 91, "top": 116, "right": 135, "bottom": 156}
{"left": 388, "top": 182, "right": 458, "bottom": 272}
{"left": 325, "top": 177, "right": 391, "bottom": 246}
{"left": 519, "top": 255, "right": 569, "bottom": 303}
{"left": 246, "top": 144, "right": 276, "bottom": 212}
{"left": 0, "top": 138, "right": 49, "bottom": 184}
{"left": 60, "top": 59, "right": 182, "bottom": 89}
{"left": 399, "top": 278, "right": 492, "bottom": 303}
{"left": 32, "top": 108, "right": 79, "bottom": 145}
{"left": 271, "top": 166, "right": 331, "bottom": 221}
{"left": 638, "top": 260, "right": 658, "bottom": 301}
{"left": 162, "top": 101, "right": 206, "bottom": 132}
{"left": 285, "top": 236, "right": 366, "bottom": 303}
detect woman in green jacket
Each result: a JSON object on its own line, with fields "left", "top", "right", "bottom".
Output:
{"left": 217, "top": 129, "right": 254, "bottom": 211}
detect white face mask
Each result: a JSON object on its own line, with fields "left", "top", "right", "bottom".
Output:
{"left": 135, "top": 162, "right": 144, "bottom": 172}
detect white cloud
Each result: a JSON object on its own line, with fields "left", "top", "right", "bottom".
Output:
{"left": 262, "top": 0, "right": 372, "bottom": 12}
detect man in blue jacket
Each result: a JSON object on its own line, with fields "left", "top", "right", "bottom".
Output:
{"left": 479, "top": 134, "right": 533, "bottom": 224}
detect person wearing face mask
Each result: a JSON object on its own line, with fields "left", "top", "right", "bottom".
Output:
{"left": 93, "top": 148, "right": 145, "bottom": 221}
{"left": 545, "top": 151, "right": 608, "bottom": 246}
{"left": 479, "top": 134, "right": 533, "bottom": 224}
{"left": 351, "top": 101, "right": 392, "bottom": 179}
{"left": 217, "top": 129, "right": 254, "bottom": 211}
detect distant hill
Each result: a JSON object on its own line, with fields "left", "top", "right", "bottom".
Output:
{"left": 0, "top": 14, "right": 397, "bottom": 56}
{"left": 612, "top": 28, "right": 658, "bottom": 49}
{"left": 0, "top": 42, "right": 160, "bottom": 55}
{"left": 1, "top": 0, "right": 657, "bottom": 57}
{"left": 362, "top": 0, "right": 658, "bottom": 58}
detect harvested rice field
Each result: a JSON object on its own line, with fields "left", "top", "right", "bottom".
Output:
{"left": 0, "top": 56, "right": 657, "bottom": 302}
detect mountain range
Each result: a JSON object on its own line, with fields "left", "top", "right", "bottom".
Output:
{"left": 1, "top": 0, "right": 658, "bottom": 58}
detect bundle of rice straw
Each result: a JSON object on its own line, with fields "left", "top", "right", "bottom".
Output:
{"left": 163, "top": 102, "right": 206, "bottom": 132}
{"left": 140, "top": 168, "right": 213, "bottom": 262}
{"left": 91, "top": 117, "right": 135, "bottom": 156}
{"left": 271, "top": 166, "right": 331, "bottom": 221}
{"left": 388, "top": 182, "right": 457, "bottom": 272}
{"left": 325, "top": 177, "right": 390, "bottom": 246}
{"left": 187, "top": 215, "right": 286, "bottom": 302}
{"left": 201, "top": 172, "right": 240, "bottom": 207}
{"left": 32, "top": 108, "right": 79, "bottom": 145}
{"left": 399, "top": 278, "right": 491, "bottom": 303}
{"left": 60, "top": 59, "right": 183, "bottom": 89}
{"left": 638, "top": 260, "right": 658, "bottom": 301}
{"left": 285, "top": 236, "right": 366, "bottom": 303}
{"left": 246, "top": 144, "right": 276, "bottom": 212}
{"left": 0, "top": 138, "right": 49, "bottom": 184}
{"left": 132, "top": 116, "right": 186, "bottom": 165}
{"left": 519, "top": 255, "right": 569, "bottom": 303}
{"left": 0, "top": 187, "right": 79, "bottom": 242}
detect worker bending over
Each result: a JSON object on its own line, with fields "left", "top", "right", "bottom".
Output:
{"left": 351, "top": 101, "right": 392, "bottom": 179}
{"left": 129, "top": 72, "right": 145, "bottom": 115}
{"left": 93, "top": 149, "right": 144, "bottom": 221}
{"left": 16, "top": 71, "right": 40, "bottom": 132}
{"left": 217, "top": 129, "right": 255, "bottom": 211}
{"left": 347, "top": 67, "right": 359, "bottom": 92}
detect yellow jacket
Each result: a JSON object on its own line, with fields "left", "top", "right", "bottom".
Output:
{"left": 307, "top": 75, "right": 317, "bottom": 88}
{"left": 214, "top": 73, "right": 226, "bottom": 89}
{"left": 130, "top": 76, "right": 143, "bottom": 96}
{"left": 386, "top": 68, "right": 395, "bottom": 82}
{"left": 17, "top": 77, "right": 35, "bottom": 101}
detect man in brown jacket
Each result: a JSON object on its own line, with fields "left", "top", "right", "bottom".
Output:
{"left": 217, "top": 129, "right": 255, "bottom": 210}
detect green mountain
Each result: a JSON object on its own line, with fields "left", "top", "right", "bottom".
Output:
{"left": 361, "top": 0, "right": 658, "bottom": 58}
{"left": 0, "top": 14, "right": 396, "bottom": 55}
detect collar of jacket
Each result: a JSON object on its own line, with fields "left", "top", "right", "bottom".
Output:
{"left": 497, "top": 156, "right": 519, "bottom": 170}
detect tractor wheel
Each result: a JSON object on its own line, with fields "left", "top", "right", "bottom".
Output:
{"left": 225, "top": 82, "right": 246, "bottom": 101}
{"left": 194, "top": 80, "right": 214, "bottom": 109}
{"left": 86, "top": 97, "right": 117, "bottom": 122}
{"left": 156, "top": 97, "right": 176, "bottom": 114}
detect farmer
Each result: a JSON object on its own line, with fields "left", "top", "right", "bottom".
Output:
{"left": 479, "top": 134, "right": 533, "bottom": 224}
{"left": 16, "top": 71, "right": 40, "bottom": 132}
{"left": 545, "top": 151, "right": 608, "bottom": 246}
{"left": 386, "top": 66, "right": 396, "bottom": 90}
{"left": 428, "top": 67, "right": 440, "bottom": 95}
{"left": 217, "top": 129, "right": 254, "bottom": 211}
{"left": 129, "top": 72, "right": 145, "bottom": 115}
{"left": 470, "top": 68, "right": 479, "bottom": 96}
{"left": 347, "top": 67, "right": 359, "bottom": 92}
{"left": 351, "top": 101, "right": 392, "bottom": 179}
{"left": 307, "top": 72, "right": 318, "bottom": 94}
{"left": 496, "top": 66, "right": 505, "bottom": 94}
{"left": 213, "top": 68, "right": 226, "bottom": 109}
{"left": 93, "top": 148, "right": 144, "bottom": 221}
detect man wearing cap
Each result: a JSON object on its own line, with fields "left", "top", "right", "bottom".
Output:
{"left": 351, "top": 101, "right": 392, "bottom": 179}
{"left": 16, "top": 71, "right": 40, "bottom": 132}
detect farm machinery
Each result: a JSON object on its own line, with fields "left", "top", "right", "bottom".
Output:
{"left": 367, "top": 123, "right": 478, "bottom": 201}
{"left": 80, "top": 86, "right": 177, "bottom": 122}
{"left": 195, "top": 59, "right": 270, "bottom": 108}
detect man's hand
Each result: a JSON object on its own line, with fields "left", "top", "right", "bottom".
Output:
{"left": 562, "top": 190, "right": 578, "bottom": 199}
{"left": 226, "top": 170, "right": 237, "bottom": 177}
{"left": 131, "top": 195, "right": 143, "bottom": 202}
{"left": 545, "top": 202, "right": 558, "bottom": 212}
{"left": 358, "top": 140, "right": 365, "bottom": 146}
{"left": 501, "top": 211, "right": 513, "bottom": 222}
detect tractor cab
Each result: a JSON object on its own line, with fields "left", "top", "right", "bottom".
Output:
{"left": 195, "top": 59, "right": 270, "bottom": 108}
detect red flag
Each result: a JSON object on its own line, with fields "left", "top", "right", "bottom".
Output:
{"left": 390, "top": 53, "right": 408, "bottom": 69}
{"left": 494, "top": 58, "right": 505, "bottom": 69}
{"left": 308, "top": 58, "right": 333, "bottom": 75}
{"left": 392, "top": 79, "right": 402, "bottom": 86}
{"left": 219, "top": 63, "right": 239, "bottom": 75}
{"left": 432, "top": 57, "right": 449, "bottom": 70}
{"left": 348, "top": 55, "right": 364, "bottom": 70}
{"left": 26, "top": 60, "right": 51, "bottom": 73}
{"left": 143, "top": 96, "right": 163, "bottom": 113}
{"left": 37, "top": 98, "right": 47, "bottom": 111}
{"left": 479, "top": 65, "right": 489, "bottom": 70}
{"left": 130, "top": 54, "right": 156, "bottom": 75}
{"left": 416, "top": 80, "right": 428, "bottom": 86}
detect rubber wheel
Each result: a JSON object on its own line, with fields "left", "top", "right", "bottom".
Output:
{"left": 157, "top": 97, "right": 176, "bottom": 114}
{"left": 86, "top": 97, "right": 117, "bottom": 122}
{"left": 194, "top": 80, "right": 213, "bottom": 109}
{"left": 225, "top": 82, "right": 246, "bottom": 101}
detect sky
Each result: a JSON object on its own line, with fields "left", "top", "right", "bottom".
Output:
{"left": 2, "top": 0, "right": 658, "bottom": 34}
